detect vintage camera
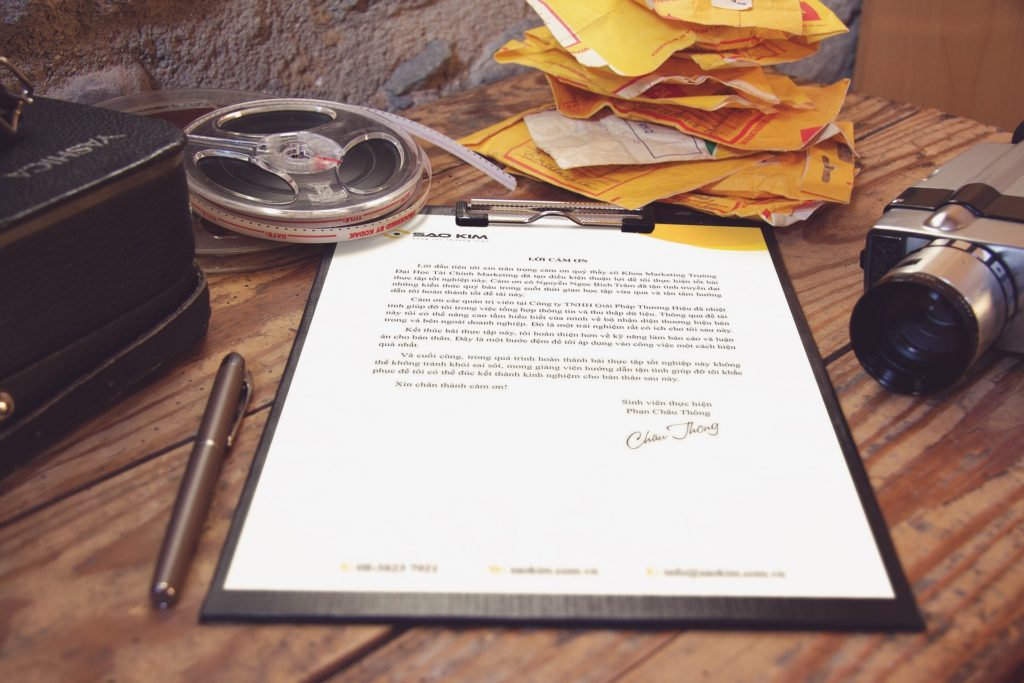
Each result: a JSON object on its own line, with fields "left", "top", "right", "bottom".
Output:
{"left": 850, "top": 135, "right": 1024, "bottom": 394}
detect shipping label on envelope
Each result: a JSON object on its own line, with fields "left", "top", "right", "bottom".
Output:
{"left": 524, "top": 109, "right": 719, "bottom": 168}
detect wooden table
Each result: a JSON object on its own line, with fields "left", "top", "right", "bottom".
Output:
{"left": 2, "top": 72, "right": 1022, "bottom": 682}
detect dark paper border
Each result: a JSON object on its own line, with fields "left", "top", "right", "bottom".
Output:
{"left": 202, "top": 206, "right": 922, "bottom": 631}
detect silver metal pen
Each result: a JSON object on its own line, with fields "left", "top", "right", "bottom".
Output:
{"left": 150, "top": 352, "right": 253, "bottom": 609}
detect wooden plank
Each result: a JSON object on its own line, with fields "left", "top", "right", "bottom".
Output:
{"left": 827, "top": 351, "right": 1024, "bottom": 521}
{"left": 324, "top": 627, "right": 676, "bottom": 683}
{"left": 854, "top": 0, "right": 1024, "bottom": 132}
{"left": 0, "top": 409, "right": 395, "bottom": 683}
{"left": 838, "top": 92, "right": 921, "bottom": 140}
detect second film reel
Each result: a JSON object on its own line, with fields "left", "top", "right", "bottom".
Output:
{"left": 183, "top": 99, "right": 432, "bottom": 243}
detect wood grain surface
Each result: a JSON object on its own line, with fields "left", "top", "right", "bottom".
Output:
{"left": 1, "top": 71, "right": 1021, "bottom": 683}
{"left": 854, "top": 0, "right": 1024, "bottom": 131}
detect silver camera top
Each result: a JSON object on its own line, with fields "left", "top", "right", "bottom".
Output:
{"left": 878, "top": 141, "right": 1024, "bottom": 246}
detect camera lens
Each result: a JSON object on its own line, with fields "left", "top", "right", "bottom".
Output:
{"left": 851, "top": 280, "right": 974, "bottom": 393}
{"left": 850, "top": 240, "right": 1013, "bottom": 394}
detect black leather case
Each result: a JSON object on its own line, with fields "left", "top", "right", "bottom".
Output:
{"left": 0, "top": 96, "right": 210, "bottom": 474}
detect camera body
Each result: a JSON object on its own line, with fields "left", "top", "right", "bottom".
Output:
{"left": 852, "top": 139, "right": 1024, "bottom": 394}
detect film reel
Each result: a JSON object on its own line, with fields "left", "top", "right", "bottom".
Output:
{"left": 98, "top": 89, "right": 313, "bottom": 273}
{"left": 183, "top": 99, "right": 432, "bottom": 243}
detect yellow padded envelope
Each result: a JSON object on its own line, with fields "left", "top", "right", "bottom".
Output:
{"left": 496, "top": 27, "right": 812, "bottom": 112}
{"left": 548, "top": 75, "right": 851, "bottom": 152}
{"left": 632, "top": 0, "right": 806, "bottom": 34}
{"left": 526, "top": 0, "right": 846, "bottom": 75}
{"left": 460, "top": 108, "right": 770, "bottom": 209}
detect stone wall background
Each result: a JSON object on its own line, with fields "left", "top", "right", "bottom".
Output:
{"left": 1, "top": 0, "right": 860, "bottom": 109}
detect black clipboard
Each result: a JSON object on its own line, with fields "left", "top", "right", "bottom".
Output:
{"left": 202, "top": 204, "right": 922, "bottom": 631}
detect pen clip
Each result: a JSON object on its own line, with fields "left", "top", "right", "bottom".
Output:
{"left": 226, "top": 371, "right": 254, "bottom": 449}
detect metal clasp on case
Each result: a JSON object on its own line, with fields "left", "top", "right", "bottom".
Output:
{"left": 0, "top": 56, "right": 34, "bottom": 139}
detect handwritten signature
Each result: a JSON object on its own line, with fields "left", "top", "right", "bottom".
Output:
{"left": 626, "top": 421, "right": 719, "bottom": 450}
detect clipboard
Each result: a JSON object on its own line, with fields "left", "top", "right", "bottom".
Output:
{"left": 202, "top": 203, "right": 922, "bottom": 630}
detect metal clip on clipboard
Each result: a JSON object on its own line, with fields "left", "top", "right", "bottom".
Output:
{"left": 455, "top": 199, "right": 655, "bottom": 233}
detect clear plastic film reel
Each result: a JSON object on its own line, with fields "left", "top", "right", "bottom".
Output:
{"left": 98, "top": 89, "right": 317, "bottom": 273}
{"left": 183, "top": 99, "right": 432, "bottom": 243}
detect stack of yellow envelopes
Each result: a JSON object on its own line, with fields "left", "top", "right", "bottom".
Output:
{"left": 461, "top": 0, "right": 856, "bottom": 226}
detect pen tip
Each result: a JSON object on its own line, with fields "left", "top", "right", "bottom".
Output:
{"left": 151, "top": 581, "right": 178, "bottom": 609}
